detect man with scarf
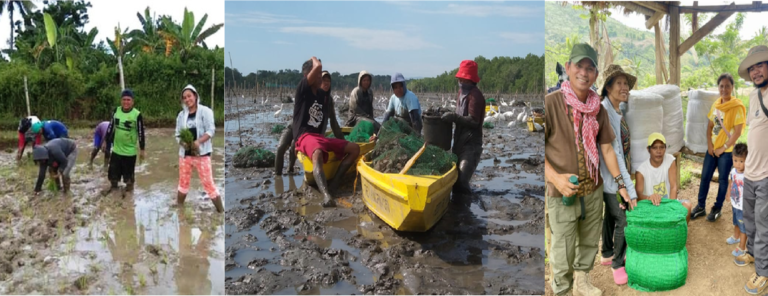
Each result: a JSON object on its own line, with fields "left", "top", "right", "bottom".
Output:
{"left": 441, "top": 60, "right": 485, "bottom": 196}
{"left": 544, "top": 43, "right": 630, "bottom": 296}
{"left": 383, "top": 72, "right": 423, "bottom": 135}
{"left": 345, "top": 71, "right": 381, "bottom": 131}
{"left": 275, "top": 71, "right": 343, "bottom": 175}
{"left": 735, "top": 45, "right": 768, "bottom": 294}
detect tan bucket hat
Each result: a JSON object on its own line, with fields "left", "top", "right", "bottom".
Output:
{"left": 600, "top": 64, "right": 637, "bottom": 98}
{"left": 738, "top": 45, "right": 768, "bottom": 81}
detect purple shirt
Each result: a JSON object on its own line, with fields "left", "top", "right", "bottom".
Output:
{"left": 96, "top": 121, "right": 110, "bottom": 139}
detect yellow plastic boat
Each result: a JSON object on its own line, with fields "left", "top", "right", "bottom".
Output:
{"left": 527, "top": 116, "right": 545, "bottom": 132}
{"left": 297, "top": 127, "right": 375, "bottom": 185}
{"left": 356, "top": 157, "right": 458, "bottom": 232}
{"left": 485, "top": 105, "right": 499, "bottom": 114}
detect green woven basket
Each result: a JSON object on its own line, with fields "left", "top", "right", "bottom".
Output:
{"left": 626, "top": 199, "right": 689, "bottom": 228}
{"left": 626, "top": 247, "right": 688, "bottom": 292}
{"left": 625, "top": 220, "right": 687, "bottom": 254}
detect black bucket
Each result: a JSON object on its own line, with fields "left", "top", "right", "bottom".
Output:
{"left": 422, "top": 115, "right": 452, "bottom": 151}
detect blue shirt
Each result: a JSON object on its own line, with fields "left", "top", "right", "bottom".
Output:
{"left": 43, "top": 120, "right": 68, "bottom": 141}
{"left": 386, "top": 90, "right": 422, "bottom": 118}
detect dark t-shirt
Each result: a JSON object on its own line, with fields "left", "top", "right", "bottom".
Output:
{"left": 292, "top": 77, "right": 329, "bottom": 139}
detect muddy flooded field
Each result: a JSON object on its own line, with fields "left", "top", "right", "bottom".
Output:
{"left": 224, "top": 93, "right": 545, "bottom": 294}
{"left": 0, "top": 128, "right": 224, "bottom": 295}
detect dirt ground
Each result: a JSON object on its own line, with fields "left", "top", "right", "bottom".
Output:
{"left": 224, "top": 93, "right": 546, "bottom": 294}
{"left": 544, "top": 157, "right": 758, "bottom": 296}
{"left": 0, "top": 128, "right": 224, "bottom": 295}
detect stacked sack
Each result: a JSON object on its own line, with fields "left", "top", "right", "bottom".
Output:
{"left": 625, "top": 199, "right": 689, "bottom": 292}
{"left": 624, "top": 90, "right": 664, "bottom": 173}
{"left": 685, "top": 90, "right": 720, "bottom": 153}
{"left": 644, "top": 85, "right": 685, "bottom": 153}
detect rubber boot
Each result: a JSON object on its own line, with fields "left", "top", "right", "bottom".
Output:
{"left": 211, "top": 196, "right": 224, "bottom": 213}
{"left": 573, "top": 271, "right": 602, "bottom": 296}
{"left": 314, "top": 167, "right": 335, "bottom": 207}
{"left": 453, "top": 147, "right": 481, "bottom": 198}
{"left": 287, "top": 144, "right": 297, "bottom": 174}
{"left": 123, "top": 180, "right": 134, "bottom": 198}
{"left": 101, "top": 181, "right": 118, "bottom": 196}
{"left": 329, "top": 159, "right": 355, "bottom": 193}
{"left": 62, "top": 175, "right": 71, "bottom": 195}
{"left": 177, "top": 191, "right": 187, "bottom": 206}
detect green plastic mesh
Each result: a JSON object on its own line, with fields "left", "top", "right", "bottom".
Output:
{"left": 369, "top": 119, "right": 457, "bottom": 175}
{"left": 627, "top": 199, "right": 689, "bottom": 228}
{"left": 486, "top": 98, "right": 496, "bottom": 103}
{"left": 483, "top": 122, "right": 494, "bottom": 129}
{"left": 345, "top": 120, "right": 375, "bottom": 142}
{"left": 624, "top": 199, "right": 689, "bottom": 292}
{"left": 271, "top": 124, "right": 286, "bottom": 134}
{"left": 233, "top": 147, "right": 276, "bottom": 168}
{"left": 626, "top": 247, "right": 688, "bottom": 292}
{"left": 625, "top": 221, "right": 687, "bottom": 254}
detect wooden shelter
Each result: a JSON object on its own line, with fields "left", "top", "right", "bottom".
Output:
{"left": 612, "top": 1, "right": 768, "bottom": 85}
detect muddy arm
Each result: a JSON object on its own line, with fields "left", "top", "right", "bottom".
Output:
{"left": 137, "top": 113, "right": 146, "bottom": 150}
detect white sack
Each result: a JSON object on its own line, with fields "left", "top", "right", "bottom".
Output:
{"left": 643, "top": 85, "right": 685, "bottom": 153}
{"left": 625, "top": 90, "right": 664, "bottom": 173}
{"left": 685, "top": 90, "right": 719, "bottom": 153}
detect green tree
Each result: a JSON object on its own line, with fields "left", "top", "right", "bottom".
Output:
{"left": 159, "top": 7, "right": 222, "bottom": 60}
{"left": 1, "top": 0, "right": 37, "bottom": 48}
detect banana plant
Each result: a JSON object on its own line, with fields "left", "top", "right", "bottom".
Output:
{"left": 128, "top": 7, "right": 163, "bottom": 54}
{"left": 106, "top": 24, "right": 129, "bottom": 89}
{"left": 42, "top": 11, "right": 77, "bottom": 70}
{"left": 158, "top": 7, "right": 222, "bottom": 60}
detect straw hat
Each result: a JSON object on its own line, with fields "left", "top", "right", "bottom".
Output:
{"left": 600, "top": 64, "right": 637, "bottom": 98}
{"left": 738, "top": 45, "right": 768, "bottom": 81}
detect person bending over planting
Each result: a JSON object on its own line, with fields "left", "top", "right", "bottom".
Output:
{"left": 16, "top": 116, "right": 42, "bottom": 162}
{"left": 101, "top": 89, "right": 146, "bottom": 198}
{"left": 293, "top": 57, "right": 359, "bottom": 207}
{"left": 31, "top": 119, "right": 69, "bottom": 141}
{"left": 275, "top": 70, "right": 343, "bottom": 175}
{"left": 32, "top": 138, "right": 78, "bottom": 196}
{"left": 175, "top": 84, "right": 223, "bottom": 213}
{"left": 634, "top": 133, "right": 693, "bottom": 223}
{"left": 89, "top": 121, "right": 112, "bottom": 168}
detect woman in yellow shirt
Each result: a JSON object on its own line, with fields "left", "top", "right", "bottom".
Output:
{"left": 692, "top": 73, "right": 746, "bottom": 221}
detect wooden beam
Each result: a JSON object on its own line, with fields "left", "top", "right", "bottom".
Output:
{"left": 645, "top": 10, "right": 666, "bottom": 30}
{"left": 669, "top": 4, "right": 681, "bottom": 85}
{"left": 692, "top": 1, "right": 698, "bottom": 31}
{"left": 617, "top": 2, "right": 656, "bottom": 17}
{"left": 679, "top": 3, "right": 768, "bottom": 13}
{"left": 678, "top": 3, "right": 736, "bottom": 56}
{"left": 635, "top": 1, "right": 669, "bottom": 13}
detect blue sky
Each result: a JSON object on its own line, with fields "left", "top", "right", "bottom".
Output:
{"left": 225, "top": 1, "right": 544, "bottom": 78}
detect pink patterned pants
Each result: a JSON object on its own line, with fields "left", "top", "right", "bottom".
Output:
{"left": 178, "top": 156, "right": 220, "bottom": 199}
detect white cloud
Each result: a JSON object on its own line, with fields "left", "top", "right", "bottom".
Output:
{"left": 279, "top": 27, "right": 440, "bottom": 51}
{"left": 412, "top": 3, "right": 541, "bottom": 18}
{"left": 499, "top": 32, "right": 543, "bottom": 43}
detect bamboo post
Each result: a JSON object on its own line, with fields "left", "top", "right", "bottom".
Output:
{"left": 228, "top": 52, "right": 243, "bottom": 147}
{"left": 24, "top": 76, "right": 30, "bottom": 117}
{"left": 211, "top": 67, "right": 215, "bottom": 110}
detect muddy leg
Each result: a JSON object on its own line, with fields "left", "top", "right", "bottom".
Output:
{"left": 329, "top": 142, "right": 360, "bottom": 192}
{"left": 313, "top": 150, "right": 335, "bottom": 207}
{"left": 177, "top": 156, "right": 193, "bottom": 206}
{"left": 211, "top": 196, "right": 224, "bottom": 213}
{"left": 89, "top": 146, "right": 99, "bottom": 167}
{"left": 453, "top": 147, "right": 482, "bottom": 197}
{"left": 177, "top": 191, "right": 188, "bottom": 206}
{"left": 275, "top": 127, "right": 293, "bottom": 175}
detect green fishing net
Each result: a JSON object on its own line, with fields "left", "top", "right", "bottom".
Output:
{"left": 345, "top": 120, "right": 375, "bottom": 142}
{"left": 271, "top": 124, "right": 286, "bottom": 134}
{"left": 483, "top": 122, "right": 494, "bottom": 129}
{"left": 233, "top": 147, "right": 276, "bottom": 168}
{"left": 626, "top": 247, "right": 688, "bottom": 292}
{"left": 368, "top": 119, "right": 457, "bottom": 175}
{"left": 485, "top": 98, "right": 496, "bottom": 104}
{"left": 625, "top": 199, "right": 689, "bottom": 292}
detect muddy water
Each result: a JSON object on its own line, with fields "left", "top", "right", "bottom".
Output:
{"left": 0, "top": 128, "right": 224, "bottom": 295}
{"left": 225, "top": 95, "right": 545, "bottom": 294}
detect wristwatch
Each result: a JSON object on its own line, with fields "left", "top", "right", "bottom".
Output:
{"left": 615, "top": 175, "right": 626, "bottom": 190}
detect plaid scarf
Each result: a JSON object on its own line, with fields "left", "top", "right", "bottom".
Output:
{"left": 561, "top": 81, "right": 601, "bottom": 184}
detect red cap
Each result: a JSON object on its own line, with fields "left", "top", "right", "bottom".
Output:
{"left": 455, "top": 60, "right": 480, "bottom": 83}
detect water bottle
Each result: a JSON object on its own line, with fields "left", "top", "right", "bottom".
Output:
{"left": 562, "top": 175, "right": 579, "bottom": 206}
